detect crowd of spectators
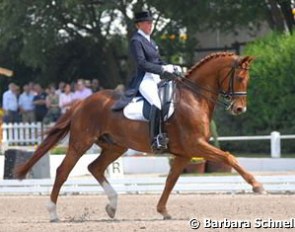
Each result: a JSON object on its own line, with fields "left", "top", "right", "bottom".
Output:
{"left": 2, "top": 79, "right": 104, "bottom": 124}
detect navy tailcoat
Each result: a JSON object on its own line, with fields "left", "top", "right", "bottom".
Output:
{"left": 112, "top": 32, "right": 166, "bottom": 110}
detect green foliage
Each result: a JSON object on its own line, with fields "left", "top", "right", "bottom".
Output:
{"left": 50, "top": 146, "right": 68, "bottom": 155}
{"left": 150, "top": 0, "right": 267, "bottom": 32}
{"left": 244, "top": 32, "right": 295, "bottom": 133}
{"left": 0, "top": 0, "right": 294, "bottom": 109}
{"left": 214, "top": 32, "right": 295, "bottom": 153}
{"left": 0, "top": 0, "right": 131, "bottom": 88}
{"left": 210, "top": 120, "right": 220, "bottom": 148}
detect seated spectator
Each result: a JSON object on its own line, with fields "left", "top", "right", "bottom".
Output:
{"left": 33, "top": 84, "right": 48, "bottom": 122}
{"left": 72, "top": 79, "right": 92, "bottom": 101}
{"left": 2, "top": 83, "right": 19, "bottom": 123}
{"left": 43, "top": 84, "right": 61, "bottom": 124}
{"left": 18, "top": 84, "right": 35, "bottom": 123}
{"left": 59, "top": 83, "right": 74, "bottom": 114}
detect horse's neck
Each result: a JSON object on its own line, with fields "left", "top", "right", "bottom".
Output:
{"left": 190, "top": 58, "right": 230, "bottom": 87}
{"left": 178, "top": 87, "right": 215, "bottom": 119}
{"left": 179, "top": 58, "right": 233, "bottom": 119}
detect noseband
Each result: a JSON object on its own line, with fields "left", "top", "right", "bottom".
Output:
{"left": 176, "top": 57, "right": 248, "bottom": 110}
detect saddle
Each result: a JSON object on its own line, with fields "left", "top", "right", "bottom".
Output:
{"left": 122, "top": 80, "right": 176, "bottom": 122}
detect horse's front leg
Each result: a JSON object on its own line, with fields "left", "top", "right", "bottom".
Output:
{"left": 157, "top": 156, "right": 190, "bottom": 220}
{"left": 196, "top": 139, "right": 266, "bottom": 194}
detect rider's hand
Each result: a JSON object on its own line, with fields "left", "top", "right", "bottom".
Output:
{"left": 173, "top": 65, "right": 182, "bottom": 73}
{"left": 162, "top": 64, "right": 174, "bottom": 73}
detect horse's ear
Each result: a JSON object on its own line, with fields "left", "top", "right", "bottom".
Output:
{"left": 240, "top": 56, "right": 255, "bottom": 64}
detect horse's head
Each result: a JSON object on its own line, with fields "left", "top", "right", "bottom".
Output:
{"left": 182, "top": 52, "right": 254, "bottom": 116}
{"left": 219, "top": 55, "right": 255, "bottom": 115}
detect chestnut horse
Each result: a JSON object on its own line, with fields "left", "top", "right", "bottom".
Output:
{"left": 15, "top": 52, "right": 265, "bottom": 222}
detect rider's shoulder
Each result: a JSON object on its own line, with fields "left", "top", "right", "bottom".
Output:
{"left": 131, "top": 32, "right": 144, "bottom": 42}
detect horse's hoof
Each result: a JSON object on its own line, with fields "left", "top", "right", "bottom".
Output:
{"left": 105, "top": 204, "right": 116, "bottom": 218}
{"left": 253, "top": 185, "right": 267, "bottom": 194}
{"left": 163, "top": 214, "right": 172, "bottom": 220}
{"left": 50, "top": 218, "right": 60, "bottom": 223}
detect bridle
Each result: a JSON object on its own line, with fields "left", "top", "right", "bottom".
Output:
{"left": 175, "top": 57, "right": 249, "bottom": 110}
{"left": 219, "top": 58, "right": 248, "bottom": 98}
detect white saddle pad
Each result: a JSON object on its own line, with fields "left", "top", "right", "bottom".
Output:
{"left": 123, "top": 97, "right": 175, "bottom": 121}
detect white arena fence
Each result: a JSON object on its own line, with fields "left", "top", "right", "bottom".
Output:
{"left": 0, "top": 175, "right": 295, "bottom": 195}
{"left": 1, "top": 122, "right": 295, "bottom": 158}
{"left": 1, "top": 122, "right": 44, "bottom": 146}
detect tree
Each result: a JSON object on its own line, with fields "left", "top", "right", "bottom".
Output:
{"left": 0, "top": 1, "right": 135, "bottom": 87}
{"left": 151, "top": 0, "right": 295, "bottom": 34}
{"left": 0, "top": 0, "right": 295, "bottom": 89}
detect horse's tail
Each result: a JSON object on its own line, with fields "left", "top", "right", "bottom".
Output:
{"left": 14, "top": 101, "right": 81, "bottom": 180}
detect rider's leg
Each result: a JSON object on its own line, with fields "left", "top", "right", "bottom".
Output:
{"left": 139, "top": 74, "right": 168, "bottom": 151}
{"left": 139, "top": 73, "right": 161, "bottom": 109}
{"left": 148, "top": 105, "right": 168, "bottom": 151}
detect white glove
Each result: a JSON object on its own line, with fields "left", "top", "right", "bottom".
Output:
{"left": 173, "top": 65, "right": 182, "bottom": 73}
{"left": 162, "top": 64, "right": 174, "bottom": 73}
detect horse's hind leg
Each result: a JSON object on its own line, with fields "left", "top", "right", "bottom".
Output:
{"left": 47, "top": 143, "right": 91, "bottom": 222}
{"left": 88, "top": 144, "right": 127, "bottom": 219}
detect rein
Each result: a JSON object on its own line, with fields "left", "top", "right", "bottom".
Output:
{"left": 175, "top": 58, "right": 248, "bottom": 110}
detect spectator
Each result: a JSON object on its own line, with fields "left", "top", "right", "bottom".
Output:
{"left": 28, "top": 82, "right": 37, "bottom": 95}
{"left": 2, "top": 83, "right": 19, "bottom": 123}
{"left": 72, "top": 79, "right": 92, "bottom": 100}
{"left": 85, "top": 80, "right": 91, "bottom": 89}
{"left": 43, "top": 85, "right": 61, "bottom": 124}
{"left": 15, "top": 85, "right": 21, "bottom": 98}
{"left": 33, "top": 84, "right": 48, "bottom": 122}
{"left": 59, "top": 83, "right": 74, "bottom": 114}
{"left": 18, "top": 84, "right": 35, "bottom": 123}
{"left": 114, "top": 84, "right": 125, "bottom": 93}
{"left": 92, "top": 79, "right": 103, "bottom": 92}
{"left": 55, "top": 81, "right": 65, "bottom": 96}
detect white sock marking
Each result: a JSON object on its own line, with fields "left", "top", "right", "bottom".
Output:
{"left": 46, "top": 201, "right": 58, "bottom": 221}
{"left": 102, "top": 181, "right": 118, "bottom": 209}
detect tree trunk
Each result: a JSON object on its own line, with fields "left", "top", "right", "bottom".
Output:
{"left": 278, "top": 0, "right": 294, "bottom": 34}
{"left": 266, "top": 0, "right": 289, "bottom": 33}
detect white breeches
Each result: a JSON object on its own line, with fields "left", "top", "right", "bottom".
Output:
{"left": 139, "top": 72, "right": 162, "bottom": 109}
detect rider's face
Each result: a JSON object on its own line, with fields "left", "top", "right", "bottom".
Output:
{"left": 137, "top": 21, "right": 153, "bottom": 35}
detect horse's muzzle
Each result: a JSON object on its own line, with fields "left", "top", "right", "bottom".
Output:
{"left": 230, "top": 105, "right": 247, "bottom": 115}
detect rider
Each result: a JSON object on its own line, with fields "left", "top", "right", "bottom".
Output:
{"left": 112, "top": 10, "right": 178, "bottom": 152}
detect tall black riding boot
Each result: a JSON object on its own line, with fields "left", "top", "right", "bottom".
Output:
{"left": 149, "top": 105, "right": 168, "bottom": 153}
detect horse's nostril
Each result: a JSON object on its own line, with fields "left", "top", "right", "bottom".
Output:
{"left": 236, "top": 107, "right": 246, "bottom": 114}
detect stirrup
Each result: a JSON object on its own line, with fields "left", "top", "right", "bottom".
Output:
{"left": 151, "top": 133, "right": 169, "bottom": 152}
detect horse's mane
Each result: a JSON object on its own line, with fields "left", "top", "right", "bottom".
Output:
{"left": 185, "top": 52, "right": 236, "bottom": 77}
